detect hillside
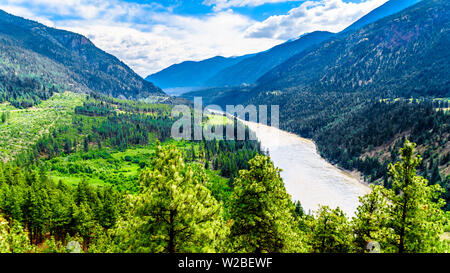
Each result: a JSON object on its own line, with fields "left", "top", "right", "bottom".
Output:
{"left": 0, "top": 9, "right": 164, "bottom": 108}
{"left": 205, "top": 31, "right": 335, "bottom": 88}
{"left": 145, "top": 55, "right": 253, "bottom": 93}
{"left": 161, "top": 0, "right": 420, "bottom": 92}
{"left": 257, "top": 0, "right": 449, "bottom": 96}
{"left": 244, "top": 0, "right": 450, "bottom": 187}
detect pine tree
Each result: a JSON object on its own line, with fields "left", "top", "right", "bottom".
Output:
{"left": 0, "top": 216, "right": 34, "bottom": 253}
{"left": 294, "top": 201, "right": 304, "bottom": 217}
{"left": 352, "top": 185, "right": 392, "bottom": 252}
{"left": 24, "top": 172, "right": 51, "bottom": 244}
{"left": 430, "top": 159, "right": 442, "bottom": 185}
{"left": 72, "top": 202, "right": 98, "bottom": 250}
{"left": 387, "top": 140, "right": 446, "bottom": 253}
{"left": 307, "top": 206, "right": 353, "bottom": 253}
{"left": 229, "top": 155, "right": 306, "bottom": 253}
{"left": 98, "top": 187, "right": 118, "bottom": 229}
{"left": 116, "top": 143, "right": 226, "bottom": 253}
{"left": 83, "top": 137, "right": 89, "bottom": 153}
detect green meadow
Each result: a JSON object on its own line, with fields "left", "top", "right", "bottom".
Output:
{"left": 0, "top": 91, "right": 85, "bottom": 161}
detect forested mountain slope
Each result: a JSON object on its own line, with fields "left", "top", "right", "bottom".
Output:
{"left": 205, "top": 31, "right": 335, "bottom": 88}
{"left": 257, "top": 0, "right": 449, "bottom": 96}
{"left": 0, "top": 9, "right": 164, "bottom": 108}
{"left": 243, "top": 0, "right": 450, "bottom": 191}
{"left": 145, "top": 55, "right": 253, "bottom": 91}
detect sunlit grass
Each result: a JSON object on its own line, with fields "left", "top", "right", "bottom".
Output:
{"left": 0, "top": 91, "right": 86, "bottom": 161}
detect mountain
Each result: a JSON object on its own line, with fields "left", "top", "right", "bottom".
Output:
{"left": 240, "top": 0, "right": 450, "bottom": 185}
{"left": 182, "top": 0, "right": 450, "bottom": 186}
{"left": 256, "top": 0, "right": 449, "bottom": 97}
{"left": 208, "top": 0, "right": 424, "bottom": 90}
{"left": 0, "top": 9, "right": 164, "bottom": 108}
{"left": 157, "top": 1, "right": 420, "bottom": 92}
{"left": 145, "top": 55, "right": 253, "bottom": 93}
{"left": 148, "top": 32, "right": 334, "bottom": 93}
{"left": 342, "top": 0, "right": 422, "bottom": 33}
{"left": 205, "top": 31, "right": 335, "bottom": 88}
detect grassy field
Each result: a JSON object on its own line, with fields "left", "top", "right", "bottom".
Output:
{"left": 204, "top": 113, "right": 233, "bottom": 126}
{"left": 45, "top": 140, "right": 229, "bottom": 195}
{"left": 0, "top": 91, "right": 85, "bottom": 161}
{"left": 0, "top": 92, "right": 234, "bottom": 203}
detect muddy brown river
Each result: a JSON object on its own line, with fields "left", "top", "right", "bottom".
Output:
{"left": 243, "top": 121, "right": 371, "bottom": 217}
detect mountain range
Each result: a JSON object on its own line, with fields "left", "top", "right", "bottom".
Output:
{"left": 145, "top": 55, "right": 254, "bottom": 94}
{"left": 205, "top": 31, "right": 335, "bottom": 88}
{"left": 146, "top": 31, "right": 334, "bottom": 92}
{"left": 255, "top": 0, "right": 449, "bottom": 96}
{"left": 181, "top": 0, "right": 447, "bottom": 107}
{"left": 0, "top": 9, "right": 164, "bottom": 108}
{"left": 149, "top": 0, "right": 422, "bottom": 93}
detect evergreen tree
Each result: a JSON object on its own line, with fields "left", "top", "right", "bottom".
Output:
{"left": 63, "top": 138, "right": 72, "bottom": 154}
{"left": 229, "top": 155, "right": 306, "bottom": 253}
{"left": 24, "top": 172, "right": 51, "bottom": 243}
{"left": 352, "top": 185, "right": 392, "bottom": 252}
{"left": 294, "top": 201, "right": 304, "bottom": 218}
{"left": 98, "top": 187, "right": 119, "bottom": 229}
{"left": 49, "top": 183, "right": 73, "bottom": 241}
{"left": 83, "top": 137, "right": 89, "bottom": 153}
{"left": 116, "top": 143, "right": 226, "bottom": 253}
{"left": 0, "top": 216, "right": 33, "bottom": 253}
{"left": 307, "top": 206, "right": 353, "bottom": 253}
{"left": 430, "top": 160, "right": 442, "bottom": 185}
{"left": 386, "top": 140, "right": 446, "bottom": 253}
{"left": 72, "top": 202, "right": 98, "bottom": 250}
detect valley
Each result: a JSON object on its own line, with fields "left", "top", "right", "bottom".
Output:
{"left": 0, "top": 0, "right": 449, "bottom": 255}
{"left": 242, "top": 120, "right": 371, "bottom": 216}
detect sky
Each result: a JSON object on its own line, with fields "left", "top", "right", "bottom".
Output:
{"left": 0, "top": 0, "right": 388, "bottom": 77}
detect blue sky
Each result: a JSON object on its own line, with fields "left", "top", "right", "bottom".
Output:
{"left": 0, "top": 0, "right": 387, "bottom": 76}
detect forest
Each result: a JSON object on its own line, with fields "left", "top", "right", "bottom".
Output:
{"left": 0, "top": 139, "right": 449, "bottom": 253}
{"left": 0, "top": 75, "right": 449, "bottom": 255}
{"left": 0, "top": 91, "right": 449, "bottom": 253}
{"left": 0, "top": 0, "right": 449, "bottom": 255}
{"left": 0, "top": 92, "right": 277, "bottom": 252}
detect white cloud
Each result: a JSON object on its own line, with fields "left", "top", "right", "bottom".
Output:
{"left": 203, "top": 0, "right": 300, "bottom": 11}
{"left": 0, "top": 0, "right": 388, "bottom": 77}
{"left": 245, "top": 0, "right": 388, "bottom": 40}
{"left": 0, "top": 4, "right": 55, "bottom": 26}
{"left": 0, "top": 0, "right": 282, "bottom": 76}
{"left": 62, "top": 11, "right": 283, "bottom": 76}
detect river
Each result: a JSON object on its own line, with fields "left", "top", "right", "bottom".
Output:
{"left": 243, "top": 121, "right": 371, "bottom": 217}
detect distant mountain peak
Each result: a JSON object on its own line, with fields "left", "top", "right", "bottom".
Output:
{"left": 146, "top": 1, "right": 421, "bottom": 94}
